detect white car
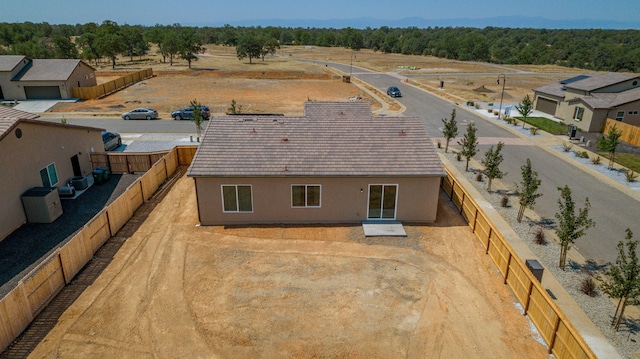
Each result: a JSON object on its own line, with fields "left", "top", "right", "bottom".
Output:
{"left": 102, "top": 131, "right": 122, "bottom": 151}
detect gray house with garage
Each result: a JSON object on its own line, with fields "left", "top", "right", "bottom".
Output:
{"left": 188, "top": 101, "right": 446, "bottom": 226}
{"left": 0, "top": 55, "right": 97, "bottom": 101}
{"left": 533, "top": 72, "right": 640, "bottom": 132}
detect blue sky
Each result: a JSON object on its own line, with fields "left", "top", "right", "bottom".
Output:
{"left": 2, "top": 0, "right": 638, "bottom": 28}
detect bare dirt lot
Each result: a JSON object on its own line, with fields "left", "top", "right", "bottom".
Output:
{"left": 48, "top": 45, "right": 584, "bottom": 117}
{"left": 28, "top": 173, "right": 548, "bottom": 358}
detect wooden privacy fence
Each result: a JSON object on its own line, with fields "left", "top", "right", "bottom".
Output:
{"left": 90, "top": 146, "right": 196, "bottom": 174}
{"left": 72, "top": 68, "right": 153, "bottom": 100}
{"left": 603, "top": 118, "right": 640, "bottom": 147}
{"left": 0, "top": 146, "right": 196, "bottom": 352}
{"left": 441, "top": 166, "right": 596, "bottom": 359}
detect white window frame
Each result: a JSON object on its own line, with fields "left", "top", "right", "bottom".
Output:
{"left": 573, "top": 107, "right": 584, "bottom": 121}
{"left": 221, "top": 185, "right": 253, "bottom": 213}
{"left": 291, "top": 184, "right": 321, "bottom": 208}
{"left": 615, "top": 111, "right": 625, "bottom": 121}
{"left": 40, "top": 162, "right": 59, "bottom": 187}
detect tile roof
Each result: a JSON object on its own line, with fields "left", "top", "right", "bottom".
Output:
{"left": 304, "top": 101, "right": 372, "bottom": 119}
{"left": 12, "top": 59, "right": 89, "bottom": 81}
{"left": 188, "top": 102, "right": 445, "bottom": 178}
{"left": 0, "top": 108, "right": 103, "bottom": 143}
{"left": 0, "top": 55, "right": 26, "bottom": 72}
{"left": 567, "top": 72, "right": 638, "bottom": 91}
{"left": 534, "top": 82, "right": 566, "bottom": 98}
{"left": 579, "top": 86, "right": 640, "bottom": 109}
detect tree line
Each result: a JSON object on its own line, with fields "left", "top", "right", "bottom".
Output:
{"left": 1, "top": 21, "right": 639, "bottom": 72}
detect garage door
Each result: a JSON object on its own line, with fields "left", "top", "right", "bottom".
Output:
{"left": 535, "top": 97, "right": 557, "bottom": 115}
{"left": 24, "top": 86, "right": 61, "bottom": 99}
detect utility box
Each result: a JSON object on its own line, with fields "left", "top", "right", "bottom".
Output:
{"left": 568, "top": 125, "right": 577, "bottom": 139}
{"left": 526, "top": 259, "right": 544, "bottom": 282}
{"left": 21, "top": 187, "right": 63, "bottom": 223}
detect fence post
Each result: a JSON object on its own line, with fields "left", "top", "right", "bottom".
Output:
{"left": 485, "top": 227, "right": 492, "bottom": 254}
{"left": 548, "top": 316, "right": 561, "bottom": 355}
{"left": 523, "top": 280, "right": 534, "bottom": 315}
{"left": 503, "top": 252, "right": 512, "bottom": 284}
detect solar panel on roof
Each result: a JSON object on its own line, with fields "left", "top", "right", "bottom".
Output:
{"left": 560, "top": 75, "right": 590, "bottom": 85}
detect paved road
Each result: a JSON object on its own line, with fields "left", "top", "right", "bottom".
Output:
{"left": 39, "top": 63, "right": 639, "bottom": 264}
{"left": 319, "top": 60, "right": 639, "bottom": 265}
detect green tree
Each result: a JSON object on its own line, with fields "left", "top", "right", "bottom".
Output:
{"left": 236, "top": 32, "right": 261, "bottom": 64}
{"left": 179, "top": 27, "right": 204, "bottom": 69}
{"left": 190, "top": 99, "right": 205, "bottom": 142}
{"left": 259, "top": 36, "right": 280, "bottom": 61}
{"left": 481, "top": 142, "right": 506, "bottom": 192}
{"left": 457, "top": 122, "right": 478, "bottom": 172}
{"left": 598, "top": 230, "right": 640, "bottom": 331}
{"left": 120, "top": 25, "right": 145, "bottom": 61}
{"left": 441, "top": 109, "right": 458, "bottom": 153}
{"left": 94, "top": 20, "right": 125, "bottom": 69}
{"left": 515, "top": 158, "right": 543, "bottom": 223}
{"left": 597, "top": 124, "right": 622, "bottom": 170}
{"left": 515, "top": 93, "right": 533, "bottom": 129}
{"left": 52, "top": 34, "right": 78, "bottom": 59}
{"left": 555, "top": 185, "right": 595, "bottom": 269}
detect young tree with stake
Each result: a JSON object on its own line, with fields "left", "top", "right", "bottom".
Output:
{"left": 515, "top": 158, "right": 542, "bottom": 222}
{"left": 481, "top": 141, "right": 506, "bottom": 192}
{"left": 598, "top": 230, "right": 640, "bottom": 331}
{"left": 597, "top": 124, "right": 622, "bottom": 170}
{"left": 515, "top": 94, "right": 533, "bottom": 129}
{"left": 457, "top": 122, "right": 478, "bottom": 172}
{"left": 190, "top": 99, "right": 205, "bottom": 142}
{"left": 555, "top": 185, "right": 595, "bottom": 269}
{"left": 441, "top": 109, "right": 458, "bottom": 153}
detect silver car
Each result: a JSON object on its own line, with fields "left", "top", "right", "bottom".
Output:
{"left": 102, "top": 131, "right": 122, "bottom": 151}
{"left": 122, "top": 107, "right": 158, "bottom": 120}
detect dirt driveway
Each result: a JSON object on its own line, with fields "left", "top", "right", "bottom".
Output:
{"left": 29, "top": 173, "right": 547, "bottom": 358}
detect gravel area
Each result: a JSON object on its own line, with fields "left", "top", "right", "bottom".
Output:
{"left": 440, "top": 148, "right": 640, "bottom": 359}
{"left": 0, "top": 173, "right": 139, "bottom": 297}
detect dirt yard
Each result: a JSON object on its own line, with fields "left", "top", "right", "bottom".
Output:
{"left": 48, "top": 45, "right": 583, "bottom": 117}
{"left": 28, "top": 174, "right": 548, "bottom": 358}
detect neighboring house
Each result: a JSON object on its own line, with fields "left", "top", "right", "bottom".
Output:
{"left": 0, "top": 55, "right": 97, "bottom": 101}
{"left": 533, "top": 72, "right": 640, "bottom": 132}
{"left": 0, "top": 106, "right": 104, "bottom": 241}
{"left": 188, "top": 102, "right": 446, "bottom": 225}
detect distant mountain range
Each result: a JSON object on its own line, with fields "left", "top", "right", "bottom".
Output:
{"left": 196, "top": 16, "right": 639, "bottom": 30}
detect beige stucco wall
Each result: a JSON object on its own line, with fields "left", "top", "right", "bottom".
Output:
{"left": 64, "top": 62, "right": 97, "bottom": 97}
{"left": 0, "top": 122, "right": 103, "bottom": 241}
{"left": 0, "top": 59, "right": 29, "bottom": 100}
{"left": 194, "top": 176, "right": 442, "bottom": 225}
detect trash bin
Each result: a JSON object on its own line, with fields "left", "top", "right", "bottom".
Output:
{"left": 526, "top": 259, "right": 544, "bottom": 282}
{"left": 342, "top": 75, "right": 351, "bottom": 83}
{"left": 92, "top": 168, "right": 104, "bottom": 185}
{"left": 97, "top": 166, "right": 110, "bottom": 181}
{"left": 568, "top": 125, "right": 577, "bottom": 139}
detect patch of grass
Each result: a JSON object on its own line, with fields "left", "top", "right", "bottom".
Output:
{"left": 597, "top": 152, "right": 640, "bottom": 173}
{"left": 515, "top": 116, "right": 567, "bottom": 134}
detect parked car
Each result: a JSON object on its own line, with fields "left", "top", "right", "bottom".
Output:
{"left": 387, "top": 86, "right": 402, "bottom": 97}
{"left": 171, "top": 106, "right": 211, "bottom": 120}
{"left": 102, "top": 131, "right": 122, "bottom": 151}
{"left": 122, "top": 107, "right": 158, "bottom": 120}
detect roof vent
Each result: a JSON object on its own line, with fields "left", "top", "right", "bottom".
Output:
{"left": 250, "top": 128, "right": 257, "bottom": 134}
{"left": 281, "top": 137, "right": 289, "bottom": 142}
{"left": 399, "top": 129, "right": 406, "bottom": 136}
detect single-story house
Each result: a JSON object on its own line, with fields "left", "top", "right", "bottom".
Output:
{"left": 0, "top": 55, "right": 97, "bottom": 101}
{"left": 0, "top": 106, "right": 104, "bottom": 241}
{"left": 533, "top": 72, "right": 640, "bottom": 132}
{"left": 187, "top": 102, "right": 446, "bottom": 226}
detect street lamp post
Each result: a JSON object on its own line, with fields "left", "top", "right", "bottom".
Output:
{"left": 349, "top": 54, "right": 356, "bottom": 77}
{"left": 498, "top": 74, "right": 506, "bottom": 120}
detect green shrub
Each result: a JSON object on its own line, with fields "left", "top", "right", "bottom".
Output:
{"left": 456, "top": 152, "right": 462, "bottom": 162}
{"left": 487, "top": 102, "right": 493, "bottom": 106}
{"left": 591, "top": 156, "right": 601, "bottom": 165}
{"left": 501, "top": 196, "right": 509, "bottom": 207}
{"left": 476, "top": 173, "right": 483, "bottom": 182}
{"left": 574, "top": 150, "right": 589, "bottom": 159}
{"left": 466, "top": 100, "right": 475, "bottom": 106}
